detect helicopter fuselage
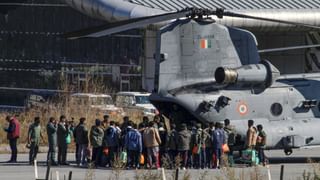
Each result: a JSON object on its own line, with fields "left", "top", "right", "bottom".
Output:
{"left": 151, "top": 73, "right": 320, "bottom": 150}
{"left": 147, "top": 19, "right": 320, "bottom": 151}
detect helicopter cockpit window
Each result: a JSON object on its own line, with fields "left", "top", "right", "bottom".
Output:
{"left": 271, "top": 103, "right": 283, "bottom": 116}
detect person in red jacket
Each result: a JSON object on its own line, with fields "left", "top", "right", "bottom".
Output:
{"left": 4, "top": 115, "right": 20, "bottom": 163}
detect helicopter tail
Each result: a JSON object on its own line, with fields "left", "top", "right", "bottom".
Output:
{"left": 155, "top": 19, "right": 260, "bottom": 93}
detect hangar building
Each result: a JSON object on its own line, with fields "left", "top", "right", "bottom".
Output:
{"left": 1, "top": 0, "right": 320, "bottom": 105}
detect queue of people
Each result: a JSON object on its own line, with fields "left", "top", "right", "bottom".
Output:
{"left": 2, "top": 114, "right": 267, "bottom": 169}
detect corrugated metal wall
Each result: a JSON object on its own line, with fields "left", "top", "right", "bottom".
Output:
{"left": 130, "top": 0, "right": 320, "bottom": 11}
{"left": 256, "top": 31, "right": 306, "bottom": 74}
{"left": 0, "top": 0, "right": 144, "bottom": 105}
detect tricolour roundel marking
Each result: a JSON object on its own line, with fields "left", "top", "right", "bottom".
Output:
{"left": 237, "top": 102, "right": 248, "bottom": 115}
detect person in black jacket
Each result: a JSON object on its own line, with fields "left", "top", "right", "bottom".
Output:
{"left": 166, "top": 124, "right": 177, "bottom": 169}
{"left": 47, "top": 117, "right": 58, "bottom": 165}
{"left": 158, "top": 122, "right": 167, "bottom": 166}
{"left": 57, "top": 115, "right": 70, "bottom": 165}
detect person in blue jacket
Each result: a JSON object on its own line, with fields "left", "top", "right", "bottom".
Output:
{"left": 103, "top": 120, "right": 120, "bottom": 167}
{"left": 212, "top": 122, "right": 225, "bottom": 169}
{"left": 125, "top": 121, "right": 142, "bottom": 169}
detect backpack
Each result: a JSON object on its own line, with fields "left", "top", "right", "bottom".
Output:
{"left": 106, "top": 127, "right": 115, "bottom": 137}
{"left": 224, "top": 127, "right": 236, "bottom": 146}
{"left": 66, "top": 132, "right": 71, "bottom": 144}
{"left": 120, "top": 151, "right": 127, "bottom": 163}
{"left": 213, "top": 129, "right": 224, "bottom": 148}
{"left": 167, "top": 130, "right": 177, "bottom": 150}
{"left": 227, "top": 132, "right": 236, "bottom": 145}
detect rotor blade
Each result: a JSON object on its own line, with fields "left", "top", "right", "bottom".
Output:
{"left": 223, "top": 11, "right": 320, "bottom": 30}
{"left": 63, "top": 9, "right": 193, "bottom": 39}
{"left": 258, "top": 44, "right": 320, "bottom": 53}
{"left": 64, "top": 7, "right": 320, "bottom": 39}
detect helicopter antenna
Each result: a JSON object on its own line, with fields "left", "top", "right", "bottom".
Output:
{"left": 63, "top": 7, "right": 320, "bottom": 39}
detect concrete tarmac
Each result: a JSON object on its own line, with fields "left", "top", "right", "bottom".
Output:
{"left": 0, "top": 148, "right": 319, "bottom": 180}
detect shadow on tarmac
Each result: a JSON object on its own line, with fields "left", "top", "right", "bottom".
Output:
{"left": 0, "top": 157, "right": 319, "bottom": 167}
{"left": 269, "top": 157, "right": 320, "bottom": 164}
{"left": 0, "top": 161, "right": 30, "bottom": 166}
{"left": 0, "top": 161, "right": 77, "bottom": 167}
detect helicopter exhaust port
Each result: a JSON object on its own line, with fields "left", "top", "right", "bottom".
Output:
{"left": 214, "top": 60, "right": 280, "bottom": 87}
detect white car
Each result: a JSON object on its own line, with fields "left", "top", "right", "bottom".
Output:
{"left": 115, "top": 92, "right": 158, "bottom": 116}
{"left": 70, "top": 93, "right": 124, "bottom": 115}
{"left": 25, "top": 91, "right": 58, "bottom": 110}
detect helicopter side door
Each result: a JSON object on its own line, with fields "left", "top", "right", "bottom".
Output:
{"left": 265, "top": 87, "right": 292, "bottom": 121}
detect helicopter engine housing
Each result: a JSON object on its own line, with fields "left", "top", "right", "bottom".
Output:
{"left": 215, "top": 60, "right": 280, "bottom": 87}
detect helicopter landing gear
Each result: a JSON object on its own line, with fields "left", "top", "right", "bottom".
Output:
{"left": 284, "top": 148, "right": 293, "bottom": 156}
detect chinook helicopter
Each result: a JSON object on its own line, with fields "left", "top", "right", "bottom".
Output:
{"left": 65, "top": 8, "right": 320, "bottom": 154}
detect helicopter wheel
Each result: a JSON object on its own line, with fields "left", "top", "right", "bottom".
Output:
{"left": 284, "top": 148, "right": 293, "bottom": 156}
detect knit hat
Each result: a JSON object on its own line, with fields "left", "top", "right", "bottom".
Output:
{"left": 180, "top": 123, "right": 187, "bottom": 130}
{"left": 95, "top": 119, "right": 101, "bottom": 126}
{"left": 196, "top": 123, "right": 201, "bottom": 129}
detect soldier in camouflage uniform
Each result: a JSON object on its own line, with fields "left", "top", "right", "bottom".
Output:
{"left": 166, "top": 124, "right": 177, "bottom": 168}
{"left": 190, "top": 123, "right": 207, "bottom": 169}
{"left": 47, "top": 117, "right": 58, "bottom": 165}
{"left": 28, "top": 117, "right": 42, "bottom": 165}
{"left": 176, "top": 123, "right": 191, "bottom": 170}
{"left": 223, "top": 119, "right": 236, "bottom": 166}
{"left": 90, "top": 119, "right": 104, "bottom": 167}
{"left": 204, "top": 122, "right": 214, "bottom": 168}
{"left": 256, "top": 124, "right": 267, "bottom": 166}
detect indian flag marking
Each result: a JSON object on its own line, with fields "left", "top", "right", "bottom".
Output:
{"left": 200, "top": 39, "right": 212, "bottom": 49}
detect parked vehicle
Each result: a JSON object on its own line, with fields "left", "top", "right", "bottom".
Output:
{"left": 115, "top": 92, "right": 158, "bottom": 116}
{"left": 25, "top": 91, "right": 58, "bottom": 109}
{"left": 70, "top": 93, "right": 124, "bottom": 115}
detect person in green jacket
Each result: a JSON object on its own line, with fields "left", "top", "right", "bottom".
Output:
{"left": 47, "top": 117, "right": 58, "bottom": 165}
{"left": 90, "top": 119, "right": 104, "bottom": 167}
{"left": 28, "top": 117, "right": 42, "bottom": 165}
